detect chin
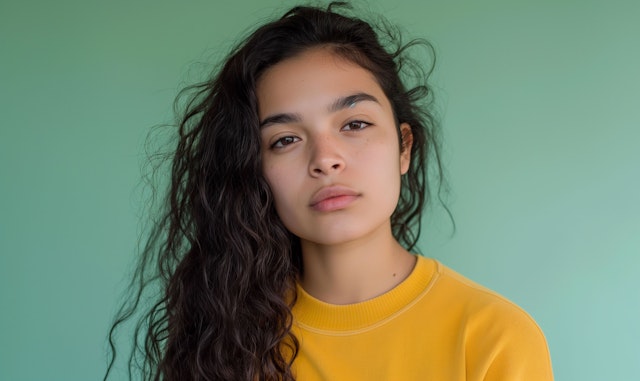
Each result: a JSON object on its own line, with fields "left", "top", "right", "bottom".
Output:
{"left": 299, "top": 223, "right": 390, "bottom": 248}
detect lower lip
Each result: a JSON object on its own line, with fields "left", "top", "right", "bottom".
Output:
{"left": 311, "top": 195, "right": 359, "bottom": 212}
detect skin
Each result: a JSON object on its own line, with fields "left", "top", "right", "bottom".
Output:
{"left": 258, "top": 47, "right": 417, "bottom": 305}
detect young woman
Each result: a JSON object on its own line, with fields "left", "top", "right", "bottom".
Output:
{"left": 106, "top": 3, "right": 553, "bottom": 380}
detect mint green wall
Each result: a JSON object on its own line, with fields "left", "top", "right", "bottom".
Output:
{"left": 1, "top": 1, "right": 638, "bottom": 380}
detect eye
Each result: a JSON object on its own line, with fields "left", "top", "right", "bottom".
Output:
{"left": 342, "top": 120, "right": 371, "bottom": 131}
{"left": 271, "top": 135, "right": 300, "bottom": 149}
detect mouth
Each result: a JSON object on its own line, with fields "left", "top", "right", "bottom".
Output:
{"left": 309, "top": 185, "right": 360, "bottom": 212}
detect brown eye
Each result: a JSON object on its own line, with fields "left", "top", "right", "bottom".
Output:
{"left": 342, "top": 120, "right": 371, "bottom": 131}
{"left": 271, "top": 136, "right": 300, "bottom": 149}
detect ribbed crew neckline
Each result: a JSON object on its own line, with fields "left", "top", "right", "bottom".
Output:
{"left": 293, "top": 255, "right": 440, "bottom": 334}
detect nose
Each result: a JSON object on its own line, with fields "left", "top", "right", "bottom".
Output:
{"left": 308, "top": 135, "right": 345, "bottom": 177}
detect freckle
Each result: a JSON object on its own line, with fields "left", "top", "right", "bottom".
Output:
{"left": 393, "top": 273, "right": 397, "bottom": 277}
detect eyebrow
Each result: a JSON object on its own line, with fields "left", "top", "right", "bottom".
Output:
{"left": 329, "top": 92, "right": 379, "bottom": 113}
{"left": 259, "top": 92, "right": 380, "bottom": 128}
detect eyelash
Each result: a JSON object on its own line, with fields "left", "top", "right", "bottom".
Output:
{"left": 269, "top": 120, "right": 372, "bottom": 149}
{"left": 342, "top": 120, "right": 371, "bottom": 131}
{"left": 270, "top": 136, "right": 300, "bottom": 149}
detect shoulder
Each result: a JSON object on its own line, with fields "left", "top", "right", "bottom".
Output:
{"left": 425, "top": 258, "right": 554, "bottom": 380}
{"left": 431, "top": 259, "right": 543, "bottom": 328}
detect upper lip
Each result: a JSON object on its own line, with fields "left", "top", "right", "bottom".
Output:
{"left": 309, "top": 185, "right": 360, "bottom": 206}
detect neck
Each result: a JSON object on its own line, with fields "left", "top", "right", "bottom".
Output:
{"left": 299, "top": 223, "right": 416, "bottom": 305}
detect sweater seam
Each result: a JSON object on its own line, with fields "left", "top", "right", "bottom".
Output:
{"left": 295, "top": 258, "right": 442, "bottom": 336}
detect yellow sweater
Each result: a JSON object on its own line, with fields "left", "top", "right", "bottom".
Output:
{"left": 290, "top": 255, "right": 553, "bottom": 380}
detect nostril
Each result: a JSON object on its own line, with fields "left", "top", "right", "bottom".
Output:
{"left": 310, "top": 156, "right": 344, "bottom": 176}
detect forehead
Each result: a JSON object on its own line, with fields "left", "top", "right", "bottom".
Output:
{"left": 255, "top": 47, "right": 391, "bottom": 117}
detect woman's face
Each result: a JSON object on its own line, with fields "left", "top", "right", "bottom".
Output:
{"left": 257, "top": 47, "right": 411, "bottom": 248}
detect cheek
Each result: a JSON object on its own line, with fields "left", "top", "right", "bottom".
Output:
{"left": 364, "top": 144, "right": 403, "bottom": 199}
{"left": 263, "top": 165, "right": 286, "bottom": 200}
{"left": 362, "top": 141, "right": 402, "bottom": 174}
{"left": 263, "top": 163, "right": 299, "bottom": 219}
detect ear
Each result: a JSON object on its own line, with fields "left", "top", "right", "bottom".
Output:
{"left": 399, "top": 123, "right": 413, "bottom": 175}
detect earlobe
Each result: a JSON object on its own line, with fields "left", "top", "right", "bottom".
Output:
{"left": 400, "top": 123, "right": 413, "bottom": 175}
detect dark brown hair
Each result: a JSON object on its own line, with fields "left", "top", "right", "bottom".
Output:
{"left": 105, "top": 3, "right": 444, "bottom": 380}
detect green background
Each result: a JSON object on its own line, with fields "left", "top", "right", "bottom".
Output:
{"left": 1, "top": 0, "right": 638, "bottom": 379}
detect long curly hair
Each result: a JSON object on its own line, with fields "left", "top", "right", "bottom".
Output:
{"left": 105, "top": 2, "right": 445, "bottom": 380}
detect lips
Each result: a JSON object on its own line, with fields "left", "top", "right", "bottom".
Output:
{"left": 309, "top": 185, "right": 360, "bottom": 212}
